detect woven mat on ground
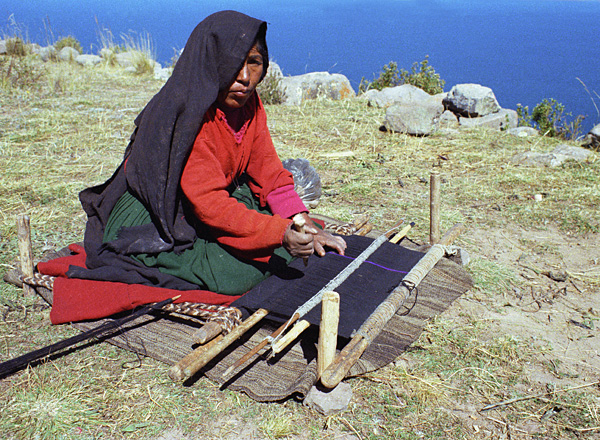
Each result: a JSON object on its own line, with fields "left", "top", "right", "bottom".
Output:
{"left": 26, "top": 234, "right": 472, "bottom": 402}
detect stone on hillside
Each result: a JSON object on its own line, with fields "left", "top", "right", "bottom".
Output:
{"left": 280, "top": 72, "right": 355, "bottom": 106}
{"left": 57, "top": 46, "right": 79, "bottom": 62}
{"left": 383, "top": 98, "right": 444, "bottom": 136}
{"left": 366, "top": 84, "right": 432, "bottom": 108}
{"left": 437, "top": 109, "right": 459, "bottom": 129}
{"left": 154, "top": 65, "right": 172, "bottom": 81}
{"left": 582, "top": 123, "right": 600, "bottom": 150}
{"left": 115, "top": 51, "right": 136, "bottom": 68}
{"left": 509, "top": 126, "right": 539, "bottom": 137}
{"left": 459, "top": 108, "right": 518, "bottom": 131}
{"left": 38, "top": 46, "right": 57, "bottom": 62}
{"left": 267, "top": 61, "right": 283, "bottom": 78}
{"left": 76, "top": 54, "right": 102, "bottom": 67}
{"left": 0, "top": 40, "right": 6, "bottom": 54}
{"left": 444, "top": 83, "right": 501, "bottom": 117}
{"left": 304, "top": 383, "right": 353, "bottom": 416}
{"left": 511, "top": 144, "right": 594, "bottom": 167}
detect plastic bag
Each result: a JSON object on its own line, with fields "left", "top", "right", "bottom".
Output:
{"left": 282, "top": 158, "right": 322, "bottom": 209}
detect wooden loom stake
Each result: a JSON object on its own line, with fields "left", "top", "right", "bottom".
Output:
{"left": 318, "top": 291, "right": 339, "bottom": 378}
{"left": 429, "top": 171, "right": 441, "bottom": 245}
{"left": 170, "top": 308, "right": 269, "bottom": 382}
{"left": 17, "top": 215, "right": 35, "bottom": 297}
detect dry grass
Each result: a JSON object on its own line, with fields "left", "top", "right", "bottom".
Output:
{"left": 1, "top": 58, "right": 599, "bottom": 439}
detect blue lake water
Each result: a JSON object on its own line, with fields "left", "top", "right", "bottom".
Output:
{"left": 3, "top": 0, "right": 600, "bottom": 133}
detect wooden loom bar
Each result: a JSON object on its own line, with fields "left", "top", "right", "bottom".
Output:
{"left": 320, "top": 223, "right": 464, "bottom": 389}
{"left": 17, "top": 215, "right": 35, "bottom": 297}
{"left": 429, "top": 171, "right": 441, "bottom": 245}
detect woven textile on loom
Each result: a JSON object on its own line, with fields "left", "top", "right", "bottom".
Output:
{"left": 233, "top": 235, "right": 426, "bottom": 338}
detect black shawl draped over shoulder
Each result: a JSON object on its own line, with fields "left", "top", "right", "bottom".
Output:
{"left": 67, "top": 11, "right": 269, "bottom": 289}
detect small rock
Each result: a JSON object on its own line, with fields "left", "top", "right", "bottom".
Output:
{"left": 57, "top": 46, "right": 79, "bottom": 62}
{"left": 534, "top": 194, "right": 543, "bottom": 202}
{"left": 509, "top": 126, "right": 539, "bottom": 137}
{"left": 76, "top": 54, "right": 102, "bottom": 67}
{"left": 304, "top": 382, "right": 352, "bottom": 416}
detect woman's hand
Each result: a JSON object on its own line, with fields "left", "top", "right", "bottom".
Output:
{"left": 282, "top": 213, "right": 346, "bottom": 258}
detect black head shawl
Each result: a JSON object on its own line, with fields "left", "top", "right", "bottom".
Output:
{"left": 74, "top": 11, "right": 268, "bottom": 280}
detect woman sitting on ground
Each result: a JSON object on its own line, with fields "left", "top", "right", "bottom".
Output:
{"left": 68, "top": 10, "right": 346, "bottom": 296}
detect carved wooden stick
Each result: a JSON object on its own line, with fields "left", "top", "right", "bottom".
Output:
{"left": 223, "top": 311, "right": 299, "bottom": 377}
{"left": 430, "top": 171, "right": 441, "bottom": 245}
{"left": 271, "top": 319, "right": 310, "bottom": 354}
{"left": 17, "top": 215, "right": 35, "bottom": 297}
{"left": 170, "top": 308, "right": 268, "bottom": 382}
{"left": 318, "top": 291, "right": 340, "bottom": 378}
{"left": 389, "top": 221, "right": 414, "bottom": 245}
{"left": 293, "top": 213, "right": 308, "bottom": 266}
{"left": 320, "top": 223, "right": 463, "bottom": 389}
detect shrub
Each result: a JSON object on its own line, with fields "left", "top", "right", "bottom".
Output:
{"left": 55, "top": 36, "right": 83, "bottom": 54}
{"left": 0, "top": 55, "right": 46, "bottom": 90}
{"left": 358, "top": 61, "right": 400, "bottom": 93}
{"left": 121, "top": 31, "right": 156, "bottom": 75}
{"left": 517, "top": 98, "right": 585, "bottom": 140}
{"left": 257, "top": 71, "right": 286, "bottom": 105}
{"left": 399, "top": 56, "right": 445, "bottom": 95}
{"left": 6, "top": 37, "right": 28, "bottom": 56}
{"left": 358, "top": 57, "right": 445, "bottom": 95}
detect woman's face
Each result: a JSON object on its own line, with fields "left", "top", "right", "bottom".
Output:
{"left": 217, "top": 44, "right": 264, "bottom": 109}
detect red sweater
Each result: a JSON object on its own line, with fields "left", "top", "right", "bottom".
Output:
{"left": 180, "top": 94, "right": 307, "bottom": 261}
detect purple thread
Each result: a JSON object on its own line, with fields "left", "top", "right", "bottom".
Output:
{"left": 326, "top": 252, "right": 409, "bottom": 274}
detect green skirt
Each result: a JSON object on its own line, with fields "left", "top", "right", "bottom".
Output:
{"left": 102, "top": 184, "right": 293, "bottom": 295}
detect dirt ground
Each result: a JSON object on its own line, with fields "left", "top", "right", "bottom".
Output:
{"left": 463, "top": 224, "right": 600, "bottom": 381}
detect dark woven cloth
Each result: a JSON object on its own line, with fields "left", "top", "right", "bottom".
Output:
{"left": 233, "top": 235, "right": 425, "bottom": 338}
{"left": 68, "top": 11, "right": 269, "bottom": 288}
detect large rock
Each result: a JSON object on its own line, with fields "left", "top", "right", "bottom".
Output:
{"left": 280, "top": 72, "right": 355, "bottom": 106}
{"left": 512, "top": 144, "right": 594, "bottom": 167}
{"left": 444, "top": 83, "right": 501, "bottom": 117}
{"left": 0, "top": 40, "right": 6, "bottom": 55}
{"left": 383, "top": 98, "right": 444, "bottom": 136}
{"left": 365, "top": 84, "right": 432, "bottom": 108}
{"left": 37, "top": 46, "right": 57, "bottom": 62}
{"left": 459, "top": 108, "right": 518, "bottom": 131}
{"left": 57, "top": 46, "right": 79, "bottom": 62}
{"left": 76, "top": 54, "right": 102, "bottom": 67}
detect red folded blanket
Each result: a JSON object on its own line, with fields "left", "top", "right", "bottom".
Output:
{"left": 38, "top": 244, "right": 242, "bottom": 324}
